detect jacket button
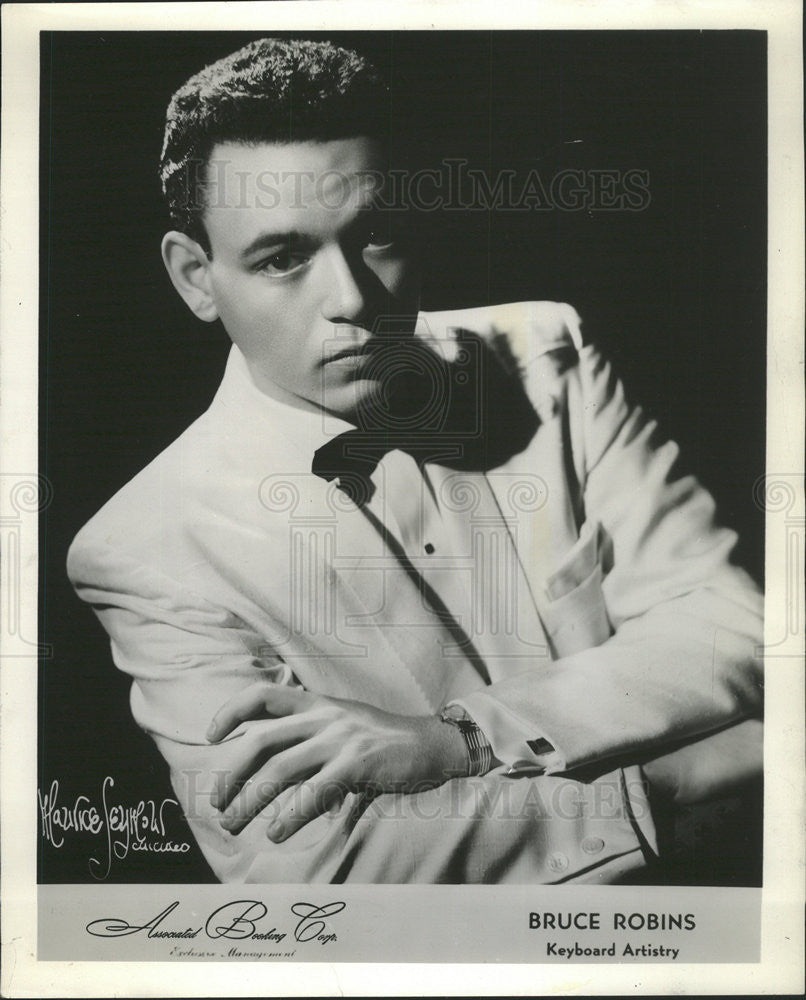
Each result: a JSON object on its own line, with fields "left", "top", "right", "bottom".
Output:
{"left": 581, "top": 836, "right": 605, "bottom": 854}
{"left": 547, "top": 851, "right": 569, "bottom": 873}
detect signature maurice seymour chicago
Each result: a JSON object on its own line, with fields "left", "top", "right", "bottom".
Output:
{"left": 38, "top": 775, "right": 191, "bottom": 878}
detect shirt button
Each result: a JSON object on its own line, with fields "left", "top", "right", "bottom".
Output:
{"left": 547, "top": 852, "right": 569, "bottom": 873}
{"left": 581, "top": 836, "right": 605, "bottom": 855}
{"left": 424, "top": 542, "right": 435, "bottom": 554}
{"left": 535, "top": 394, "right": 560, "bottom": 422}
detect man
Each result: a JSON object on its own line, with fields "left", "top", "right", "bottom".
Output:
{"left": 67, "top": 37, "right": 763, "bottom": 883}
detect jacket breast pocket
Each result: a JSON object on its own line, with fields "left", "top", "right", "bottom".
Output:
{"left": 537, "top": 521, "right": 613, "bottom": 658}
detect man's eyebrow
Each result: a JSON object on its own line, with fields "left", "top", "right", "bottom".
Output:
{"left": 239, "top": 230, "right": 314, "bottom": 259}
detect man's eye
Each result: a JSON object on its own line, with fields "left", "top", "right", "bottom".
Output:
{"left": 259, "top": 250, "right": 310, "bottom": 275}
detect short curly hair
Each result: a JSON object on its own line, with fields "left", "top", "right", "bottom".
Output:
{"left": 159, "top": 37, "right": 390, "bottom": 247}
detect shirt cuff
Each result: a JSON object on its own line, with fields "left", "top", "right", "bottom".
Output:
{"left": 447, "top": 690, "right": 566, "bottom": 774}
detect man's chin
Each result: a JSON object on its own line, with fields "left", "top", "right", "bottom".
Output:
{"left": 322, "top": 377, "right": 387, "bottom": 424}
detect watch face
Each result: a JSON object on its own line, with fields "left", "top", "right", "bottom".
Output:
{"left": 441, "top": 704, "right": 469, "bottom": 724}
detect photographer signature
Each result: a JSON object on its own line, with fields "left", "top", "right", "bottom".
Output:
{"left": 38, "top": 776, "right": 190, "bottom": 879}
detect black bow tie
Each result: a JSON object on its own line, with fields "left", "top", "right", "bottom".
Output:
{"left": 310, "top": 330, "right": 544, "bottom": 507}
{"left": 312, "top": 430, "right": 464, "bottom": 507}
{"left": 311, "top": 430, "right": 396, "bottom": 506}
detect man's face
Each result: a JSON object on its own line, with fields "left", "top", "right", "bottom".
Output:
{"left": 201, "top": 137, "right": 421, "bottom": 420}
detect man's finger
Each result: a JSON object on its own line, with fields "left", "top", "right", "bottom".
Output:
{"left": 209, "top": 715, "right": 318, "bottom": 810}
{"left": 207, "top": 682, "right": 311, "bottom": 741}
{"left": 218, "top": 738, "right": 328, "bottom": 834}
{"left": 265, "top": 764, "right": 348, "bottom": 843}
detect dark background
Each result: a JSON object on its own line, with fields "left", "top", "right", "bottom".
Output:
{"left": 39, "top": 30, "right": 767, "bottom": 882}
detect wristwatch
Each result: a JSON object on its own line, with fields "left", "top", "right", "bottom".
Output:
{"left": 439, "top": 704, "right": 493, "bottom": 777}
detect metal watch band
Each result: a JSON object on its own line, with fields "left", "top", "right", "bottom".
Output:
{"left": 439, "top": 708, "right": 493, "bottom": 777}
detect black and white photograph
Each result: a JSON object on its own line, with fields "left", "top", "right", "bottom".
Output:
{"left": 1, "top": 1, "right": 803, "bottom": 995}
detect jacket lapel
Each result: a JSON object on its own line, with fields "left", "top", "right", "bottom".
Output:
{"left": 209, "top": 342, "right": 560, "bottom": 709}
{"left": 425, "top": 464, "right": 552, "bottom": 681}
{"left": 271, "top": 472, "right": 493, "bottom": 713}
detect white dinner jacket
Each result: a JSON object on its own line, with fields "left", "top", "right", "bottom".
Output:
{"left": 67, "top": 301, "right": 763, "bottom": 882}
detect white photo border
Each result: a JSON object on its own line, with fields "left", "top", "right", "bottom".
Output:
{"left": 1, "top": 1, "right": 803, "bottom": 996}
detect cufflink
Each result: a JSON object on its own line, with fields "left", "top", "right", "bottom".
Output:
{"left": 504, "top": 738, "right": 556, "bottom": 777}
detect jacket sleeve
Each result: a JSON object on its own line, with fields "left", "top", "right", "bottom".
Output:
{"left": 67, "top": 537, "right": 297, "bottom": 746}
{"left": 453, "top": 309, "right": 764, "bottom": 776}
{"left": 67, "top": 535, "right": 657, "bottom": 883}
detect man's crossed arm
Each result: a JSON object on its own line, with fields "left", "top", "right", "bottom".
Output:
{"left": 204, "top": 679, "right": 763, "bottom": 844}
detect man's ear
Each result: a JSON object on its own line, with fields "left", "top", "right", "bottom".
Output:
{"left": 161, "top": 231, "right": 219, "bottom": 322}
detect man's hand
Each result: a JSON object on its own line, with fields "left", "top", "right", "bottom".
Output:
{"left": 206, "top": 684, "right": 468, "bottom": 842}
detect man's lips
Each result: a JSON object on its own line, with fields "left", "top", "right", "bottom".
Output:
{"left": 322, "top": 341, "right": 394, "bottom": 366}
{"left": 324, "top": 347, "right": 368, "bottom": 364}
{"left": 322, "top": 333, "right": 415, "bottom": 367}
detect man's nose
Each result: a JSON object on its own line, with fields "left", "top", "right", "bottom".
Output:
{"left": 319, "top": 245, "right": 375, "bottom": 327}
